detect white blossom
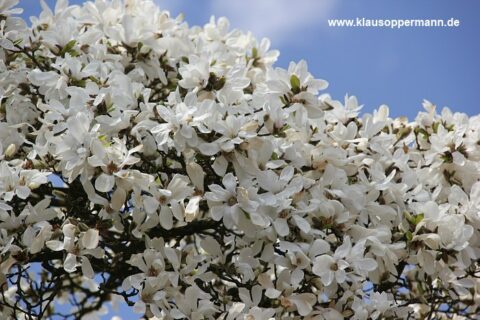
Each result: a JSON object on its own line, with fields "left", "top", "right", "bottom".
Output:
{"left": 0, "top": 0, "right": 478, "bottom": 319}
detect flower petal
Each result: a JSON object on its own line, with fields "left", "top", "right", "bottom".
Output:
{"left": 64, "top": 253, "right": 78, "bottom": 273}
{"left": 46, "top": 240, "right": 64, "bottom": 251}
{"left": 82, "top": 229, "right": 99, "bottom": 249}
{"left": 273, "top": 218, "right": 289, "bottom": 237}
{"left": 133, "top": 301, "right": 146, "bottom": 314}
{"left": 81, "top": 257, "right": 94, "bottom": 278}
{"left": 95, "top": 173, "right": 115, "bottom": 193}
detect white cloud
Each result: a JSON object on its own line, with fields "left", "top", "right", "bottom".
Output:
{"left": 210, "top": 0, "right": 338, "bottom": 45}
{"left": 155, "top": 0, "right": 338, "bottom": 45}
{"left": 155, "top": 0, "right": 183, "bottom": 16}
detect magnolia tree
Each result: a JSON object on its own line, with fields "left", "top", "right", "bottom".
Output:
{"left": 0, "top": 0, "right": 479, "bottom": 319}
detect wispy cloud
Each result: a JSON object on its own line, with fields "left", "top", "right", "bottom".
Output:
{"left": 210, "top": 0, "right": 337, "bottom": 44}
{"left": 155, "top": 0, "right": 183, "bottom": 16}
{"left": 156, "top": 0, "right": 338, "bottom": 45}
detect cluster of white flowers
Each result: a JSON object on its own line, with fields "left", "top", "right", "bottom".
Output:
{"left": 0, "top": 0, "right": 479, "bottom": 319}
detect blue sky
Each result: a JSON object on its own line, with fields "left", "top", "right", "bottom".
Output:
{"left": 16, "top": 0, "right": 480, "bottom": 319}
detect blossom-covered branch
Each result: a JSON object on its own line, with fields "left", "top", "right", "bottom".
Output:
{"left": 0, "top": 0, "right": 479, "bottom": 319}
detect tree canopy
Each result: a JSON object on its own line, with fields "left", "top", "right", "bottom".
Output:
{"left": 0, "top": 0, "right": 479, "bottom": 319}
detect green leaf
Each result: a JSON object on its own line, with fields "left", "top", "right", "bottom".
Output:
{"left": 213, "top": 76, "right": 226, "bottom": 91}
{"left": 98, "top": 134, "right": 111, "bottom": 147}
{"left": 405, "top": 211, "right": 424, "bottom": 226}
{"left": 252, "top": 47, "right": 258, "bottom": 58}
{"left": 406, "top": 231, "right": 413, "bottom": 242}
{"left": 416, "top": 128, "right": 429, "bottom": 139}
{"left": 60, "top": 40, "right": 77, "bottom": 57}
{"left": 290, "top": 74, "right": 301, "bottom": 94}
{"left": 70, "top": 78, "right": 86, "bottom": 88}
{"left": 432, "top": 121, "right": 439, "bottom": 133}
{"left": 445, "top": 123, "right": 455, "bottom": 132}
{"left": 396, "top": 127, "right": 412, "bottom": 140}
{"left": 404, "top": 211, "right": 415, "bottom": 225}
{"left": 414, "top": 213, "right": 424, "bottom": 225}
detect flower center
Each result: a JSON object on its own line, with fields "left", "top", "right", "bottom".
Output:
{"left": 147, "top": 266, "right": 159, "bottom": 277}
{"left": 330, "top": 262, "right": 339, "bottom": 271}
{"left": 227, "top": 196, "right": 237, "bottom": 206}
{"left": 159, "top": 195, "right": 168, "bottom": 205}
